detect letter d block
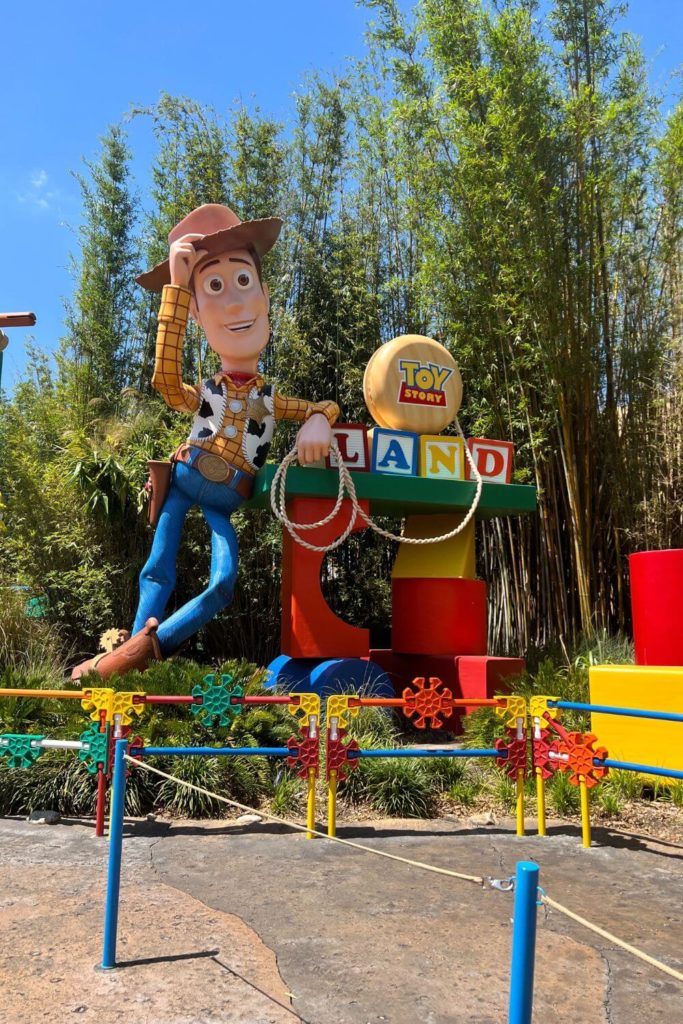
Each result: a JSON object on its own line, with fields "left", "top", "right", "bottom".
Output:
{"left": 466, "top": 438, "right": 514, "bottom": 483}
{"left": 419, "top": 435, "right": 465, "bottom": 480}
{"left": 371, "top": 428, "right": 419, "bottom": 476}
{"left": 326, "top": 423, "right": 370, "bottom": 471}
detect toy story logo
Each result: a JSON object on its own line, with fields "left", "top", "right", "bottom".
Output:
{"left": 397, "top": 360, "right": 453, "bottom": 408}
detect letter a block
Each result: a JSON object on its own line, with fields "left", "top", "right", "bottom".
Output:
{"left": 371, "top": 428, "right": 418, "bottom": 477}
{"left": 326, "top": 423, "right": 370, "bottom": 472}
{"left": 466, "top": 438, "right": 514, "bottom": 483}
{"left": 419, "top": 435, "right": 465, "bottom": 480}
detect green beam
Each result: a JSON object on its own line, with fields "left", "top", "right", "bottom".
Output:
{"left": 249, "top": 465, "right": 536, "bottom": 520}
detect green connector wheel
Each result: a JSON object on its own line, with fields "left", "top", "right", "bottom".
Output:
{"left": 191, "top": 674, "right": 244, "bottom": 728}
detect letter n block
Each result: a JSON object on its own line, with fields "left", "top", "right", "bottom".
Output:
{"left": 419, "top": 435, "right": 465, "bottom": 480}
{"left": 326, "top": 423, "right": 370, "bottom": 472}
{"left": 371, "top": 428, "right": 418, "bottom": 477}
{"left": 466, "top": 438, "right": 514, "bottom": 483}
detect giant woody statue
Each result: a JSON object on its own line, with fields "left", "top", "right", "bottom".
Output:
{"left": 72, "top": 204, "right": 338, "bottom": 680}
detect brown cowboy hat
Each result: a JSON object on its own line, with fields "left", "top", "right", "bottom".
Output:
{"left": 136, "top": 203, "right": 283, "bottom": 292}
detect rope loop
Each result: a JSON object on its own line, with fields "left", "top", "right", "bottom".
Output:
{"left": 270, "top": 420, "right": 483, "bottom": 552}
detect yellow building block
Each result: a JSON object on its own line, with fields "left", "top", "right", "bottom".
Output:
{"left": 391, "top": 513, "right": 475, "bottom": 579}
{"left": 589, "top": 665, "right": 683, "bottom": 777}
{"left": 419, "top": 435, "right": 465, "bottom": 480}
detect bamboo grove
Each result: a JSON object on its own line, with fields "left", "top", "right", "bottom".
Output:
{"left": 1, "top": 0, "right": 681, "bottom": 667}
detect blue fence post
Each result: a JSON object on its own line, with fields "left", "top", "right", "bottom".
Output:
{"left": 508, "top": 861, "right": 540, "bottom": 1024}
{"left": 101, "top": 738, "right": 128, "bottom": 969}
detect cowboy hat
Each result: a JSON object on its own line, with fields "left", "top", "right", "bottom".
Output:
{"left": 137, "top": 203, "right": 283, "bottom": 292}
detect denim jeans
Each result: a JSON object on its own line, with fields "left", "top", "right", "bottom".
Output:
{"left": 132, "top": 461, "right": 245, "bottom": 655}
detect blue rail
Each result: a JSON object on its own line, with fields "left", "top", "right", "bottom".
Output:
{"left": 140, "top": 746, "right": 292, "bottom": 757}
{"left": 350, "top": 748, "right": 501, "bottom": 759}
{"left": 549, "top": 700, "right": 683, "bottom": 724}
{"left": 594, "top": 757, "right": 683, "bottom": 781}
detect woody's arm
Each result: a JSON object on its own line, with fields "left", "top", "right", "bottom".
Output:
{"left": 151, "top": 233, "right": 210, "bottom": 414}
{"left": 275, "top": 394, "right": 340, "bottom": 465}
{"left": 151, "top": 285, "right": 200, "bottom": 413}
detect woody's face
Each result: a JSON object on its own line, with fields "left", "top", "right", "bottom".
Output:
{"left": 190, "top": 248, "right": 270, "bottom": 372}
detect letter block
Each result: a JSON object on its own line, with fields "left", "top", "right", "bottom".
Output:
{"left": 466, "top": 438, "right": 514, "bottom": 483}
{"left": 326, "top": 423, "right": 370, "bottom": 472}
{"left": 419, "top": 435, "right": 465, "bottom": 480}
{"left": 371, "top": 427, "right": 419, "bottom": 477}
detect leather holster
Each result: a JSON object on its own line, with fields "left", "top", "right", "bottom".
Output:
{"left": 147, "top": 460, "right": 172, "bottom": 527}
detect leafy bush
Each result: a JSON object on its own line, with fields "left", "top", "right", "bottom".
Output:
{"left": 597, "top": 790, "right": 623, "bottom": 817}
{"left": 447, "top": 774, "right": 484, "bottom": 808}
{"left": 0, "top": 585, "right": 66, "bottom": 675}
{"left": 270, "top": 773, "right": 304, "bottom": 817}
{"left": 548, "top": 771, "right": 581, "bottom": 816}
{"left": 365, "top": 758, "right": 437, "bottom": 818}
{"left": 422, "top": 755, "right": 466, "bottom": 792}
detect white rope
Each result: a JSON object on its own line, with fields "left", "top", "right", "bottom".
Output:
{"left": 541, "top": 894, "right": 683, "bottom": 984}
{"left": 270, "top": 420, "right": 483, "bottom": 553}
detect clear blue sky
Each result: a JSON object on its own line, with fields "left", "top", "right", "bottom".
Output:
{"left": 1, "top": 0, "right": 681, "bottom": 392}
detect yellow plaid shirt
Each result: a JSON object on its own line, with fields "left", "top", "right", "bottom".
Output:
{"left": 152, "top": 285, "right": 339, "bottom": 476}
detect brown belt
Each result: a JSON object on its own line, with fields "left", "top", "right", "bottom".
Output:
{"left": 173, "top": 444, "right": 254, "bottom": 499}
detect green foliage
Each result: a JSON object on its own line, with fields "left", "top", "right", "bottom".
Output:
{"left": 270, "top": 772, "right": 304, "bottom": 817}
{"left": 665, "top": 783, "right": 683, "bottom": 809}
{"left": 422, "top": 755, "right": 466, "bottom": 792}
{"left": 447, "top": 772, "right": 484, "bottom": 809}
{"left": 491, "top": 773, "right": 517, "bottom": 813}
{"left": 597, "top": 789, "right": 623, "bottom": 818}
{"left": 548, "top": 770, "right": 581, "bottom": 816}
{"left": 365, "top": 757, "right": 437, "bottom": 818}
{"left": 602, "top": 769, "right": 644, "bottom": 803}
{"left": 61, "top": 125, "right": 140, "bottom": 415}
{"left": 0, "top": 586, "right": 65, "bottom": 675}
{"left": 0, "top": 754, "right": 97, "bottom": 817}
{"left": 152, "top": 751, "right": 269, "bottom": 818}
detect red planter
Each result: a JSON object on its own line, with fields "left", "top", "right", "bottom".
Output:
{"left": 630, "top": 549, "right": 683, "bottom": 666}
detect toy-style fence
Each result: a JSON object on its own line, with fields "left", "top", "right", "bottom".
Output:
{"left": 0, "top": 677, "right": 321, "bottom": 837}
{"left": 530, "top": 695, "right": 683, "bottom": 847}
{"left": 3, "top": 676, "right": 683, "bottom": 849}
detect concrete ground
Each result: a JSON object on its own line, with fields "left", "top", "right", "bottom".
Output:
{"left": 0, "top": 814, "right": 682, "bottom": 1024}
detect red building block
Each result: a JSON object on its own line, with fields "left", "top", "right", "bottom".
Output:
{"left": 391, "top": 577, "right": 487, "bottom": 655}
{"left": 455, "top": 655, "right": 526, "bottom": 700}
{"left": 281, "top": 496, "right": 371, "bottom": 659}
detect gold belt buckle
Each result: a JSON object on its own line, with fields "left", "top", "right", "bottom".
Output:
{"left": 196, "top": 453, "right": 230, "bottom": 483}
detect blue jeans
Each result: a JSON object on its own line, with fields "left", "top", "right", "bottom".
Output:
{"left": 132, "top": 462, "right": 245, "bottom": 655}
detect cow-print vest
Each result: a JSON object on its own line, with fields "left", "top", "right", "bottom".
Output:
{"left": 187, "top": 378, "right": 276, "bottom": 471}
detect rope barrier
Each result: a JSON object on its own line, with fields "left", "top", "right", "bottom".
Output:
{"left": 270, "top": 419, "right": 483, "bottom": 553}
{"left": 540, "top": 893, "right": 683, "bottom": 984}
{"left": 124, "top": 755, "right": 683, "bottom": 987}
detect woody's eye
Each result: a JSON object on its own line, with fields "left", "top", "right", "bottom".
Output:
{"left": 235, "top": 269, "right": 254, "bottom": 290}
{"left": 203, "top": 275, "right": 224, "bottom": 295}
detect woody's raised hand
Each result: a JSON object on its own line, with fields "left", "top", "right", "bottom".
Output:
{"left": 169, "top": 233, "right": 209, "bottom": 288}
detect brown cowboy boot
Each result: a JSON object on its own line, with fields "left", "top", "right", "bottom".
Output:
{"left": 71, "top": 618, "right": 162, "bottom": 681}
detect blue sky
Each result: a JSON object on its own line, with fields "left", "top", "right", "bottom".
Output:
{"left": 1, "top": 0, "right": 681, "bottom": 392}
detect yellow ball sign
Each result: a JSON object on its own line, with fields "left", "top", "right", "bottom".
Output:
{"left": 363, "top": 335, "right": 463, "bottom": 434}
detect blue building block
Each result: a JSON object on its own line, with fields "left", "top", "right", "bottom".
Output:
{"left": 370, "top": 428, "right": 419, "bottom": 477}
{"left": 265, "top": 656, "right": 394, "bottom": 699}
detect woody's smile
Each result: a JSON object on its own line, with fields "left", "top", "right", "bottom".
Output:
{"left": 226, "top": 320, "right": 255, "bottom": 332}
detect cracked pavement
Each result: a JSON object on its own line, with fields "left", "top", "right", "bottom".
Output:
{"left": 1, "top": 815, "right": 682, "bottom": 1023}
